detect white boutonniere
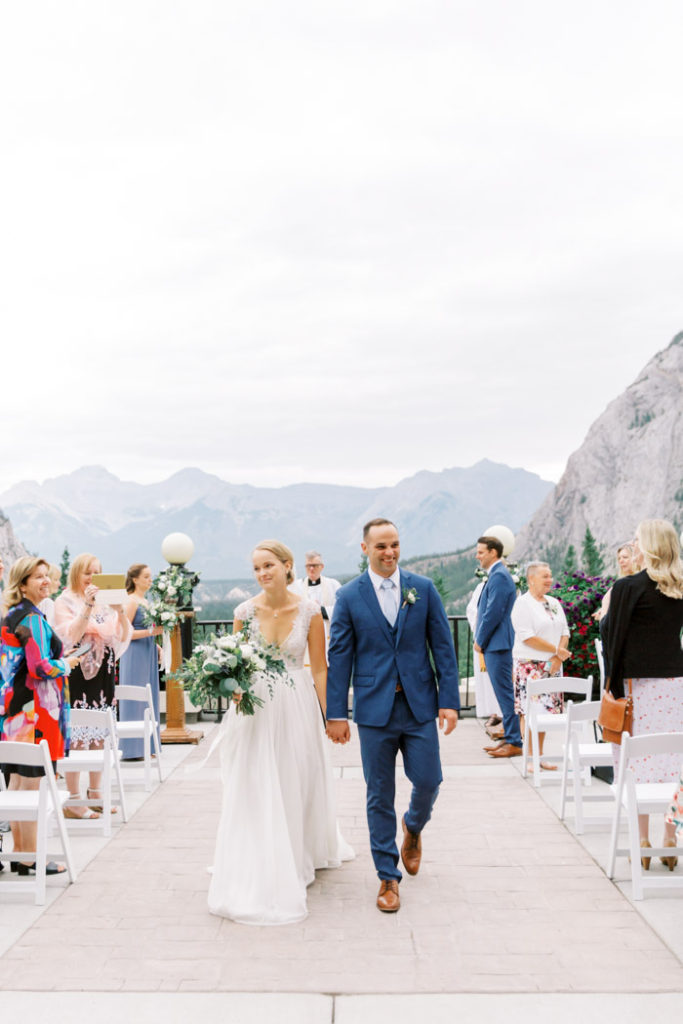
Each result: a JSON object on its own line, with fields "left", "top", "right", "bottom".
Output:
{"left": 401, "top": 587, "right": 419, "bottom": 609}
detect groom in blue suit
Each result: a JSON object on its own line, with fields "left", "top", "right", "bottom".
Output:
{"left": 326, "top": 519, "right": 459, "bottom": 913}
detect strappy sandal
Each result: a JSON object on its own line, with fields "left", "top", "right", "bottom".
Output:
{"left": 87, "top": 789, "right": 117, "bottom": 814}
{"left": 63, "top": 805, "right": 101, "bottom": 820}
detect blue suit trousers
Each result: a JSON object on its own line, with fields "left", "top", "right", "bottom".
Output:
{"left": 484, "top": 649, "right": 522, "bottom": 747}
{"left": 357, "top": 691, "right": 443, "bottom": 881}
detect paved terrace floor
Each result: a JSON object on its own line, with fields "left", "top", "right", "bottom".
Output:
{"left": 1, "top": 717, "right": 682, "bottom": 1023}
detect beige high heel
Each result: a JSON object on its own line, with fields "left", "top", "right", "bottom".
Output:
{"left": 640, "top": 838, "right": 652, "bottom": 870}
{"left": 661, "top": 839, "right": 678, "bottom": 871}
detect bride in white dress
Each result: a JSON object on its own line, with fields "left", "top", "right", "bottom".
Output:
{"left": 208, "top": 539, "right": 354, "bottom": 925}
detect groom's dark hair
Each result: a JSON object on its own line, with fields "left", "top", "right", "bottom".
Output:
{"left": 478, "top": 535, "right": 503, "bottom": 558}
{"left": 363, "top": 517, "right": 397, "bottom": 539}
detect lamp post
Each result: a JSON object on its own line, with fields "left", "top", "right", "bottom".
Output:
{"left": 160, "top": 532, "right": 203, "bottom": 745}
{"left": 484, "top": 524, "right": 515, "bottom": 558}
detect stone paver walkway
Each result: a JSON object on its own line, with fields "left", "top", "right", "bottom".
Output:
{"left": 0, "top": 718, "right": 682, "bottom": 1000}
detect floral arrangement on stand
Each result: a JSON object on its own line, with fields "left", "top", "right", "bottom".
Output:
{"left": 171, "top": 628, "right": 290, "bottom": 716}
{"left": 143, "top": 564, "right": 202, "bottom": 670}
{"left": 551, "top": 571, "right": 615, "bottom": 683}
{"left": 474, "top": 561, "right": 527, "bottom": 593}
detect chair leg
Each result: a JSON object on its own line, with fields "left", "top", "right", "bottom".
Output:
{"left": 606, "top": 798, "right": 621, "bottom": 878}
{"left": 521, "top": 719, "right": 529, "bottom": 778}
{"left": 35, "top": 784, "right": 48, "bottom": 905}
{"left": 572, "top": 746, "right": 584, "bottom": 835}
{"left": 532, "top": 721, "right": 541, "bottom": 789}
{"left": 152, "top": 724, "right": 163, "bottom": 783}
{"left": 143, "top": 723, "right": 152, "bottom": 792}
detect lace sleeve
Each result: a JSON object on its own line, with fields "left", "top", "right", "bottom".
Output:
{"left": 233, "top": 599, "right": 253, "bottom": 623}
{"left": 301, "top": 597, "right": 323, "bottom": 634}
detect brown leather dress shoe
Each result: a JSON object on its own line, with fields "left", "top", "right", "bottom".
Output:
{"left": 377, "top": 879, "right": 400, "bottom": 912}
{"left": 400, "top": 815, "right": 422, "bottom": 876}
{"left": 488, "top": 743, "right": 522, "bottom": 758}
{"left": 483, "top": 740, "right": 506, "bottom": 752}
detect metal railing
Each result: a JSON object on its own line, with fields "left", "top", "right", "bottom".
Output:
{"left": 194, "top": 615, "right": 475, "bottom": 718}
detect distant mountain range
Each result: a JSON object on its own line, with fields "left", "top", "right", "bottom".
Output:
{"left": 0, "top": 460, "right": 553, "bottom": 577}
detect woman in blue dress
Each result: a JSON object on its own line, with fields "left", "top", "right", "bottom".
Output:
{"left": 118, "top": 565, "right": 163, "bottom": 760}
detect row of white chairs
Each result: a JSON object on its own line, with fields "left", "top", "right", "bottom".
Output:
{"left": 518, "top": 672, "right": 683, "bottom": 900}
{"left": 0, "top": 682, "right": 163, "bottom": 903}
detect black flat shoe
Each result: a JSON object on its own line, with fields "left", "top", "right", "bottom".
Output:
{"left": 16, "top": 861, "right": 67, "bottom": 876}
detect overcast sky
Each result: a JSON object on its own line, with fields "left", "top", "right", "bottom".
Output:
{"left": 1, "top": 1, "right": 681, "bottom": 496}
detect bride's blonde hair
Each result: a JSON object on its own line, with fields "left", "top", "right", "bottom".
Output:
{"left": 253, "top": 540, "right": 295, "bottom": 585}
{"left": 637, "top": 519, "right": 683, "bottom": 599}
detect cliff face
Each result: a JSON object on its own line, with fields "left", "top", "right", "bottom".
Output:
{"left": 515, "top": 333, "right": 683, "bottom": 565}
{"left": 0, "top": 510, "right": 28, "bottom": 572}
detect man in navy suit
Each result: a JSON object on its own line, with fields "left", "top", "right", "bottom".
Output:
{"left": 473, "top": 535, "right": 522, "bottom": 758}
{"left": 326, "top": 519, "right": 459, "bottom": 913}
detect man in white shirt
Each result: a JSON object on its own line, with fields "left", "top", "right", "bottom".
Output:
{"left": 291, "top": 550, "right": 341, "bottom": 651}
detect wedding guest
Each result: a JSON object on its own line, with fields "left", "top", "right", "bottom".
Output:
{"left": 593, "top": 543, "right": 638, "bottom": 623}
{"left": 0, "top": 557, "right": 79, "bottom": 874}
{"left": 466, "top": 580, "right": 501, "bottom": 725}
{"left": 37, "top": 563, "right": 62, "bottom": 629}
{"left": 54, "top": 553, "right": 131, "bottom": 818}
{"left": 511, "top": 562, "right": 571, "bottom": 770}
{"left": 603, "top": 519, "right": 683, "bottom": 865}
{"left": 475, "top": 536, "right": 523, "bottom": 758}
{"left": 118, "top": 564, "right": 163, "bottom": 761}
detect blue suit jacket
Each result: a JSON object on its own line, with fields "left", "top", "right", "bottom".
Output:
{"left": 326, "top": 569, "right": 460, "bottom": 727}
{"left": 474, "top": 560, "right": 516, "bottom": 653}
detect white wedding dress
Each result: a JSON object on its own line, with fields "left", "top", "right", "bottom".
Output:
{"left": 208, "top": 597, "right": 354, "bottom": 925}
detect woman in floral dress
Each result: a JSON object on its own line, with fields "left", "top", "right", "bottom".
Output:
{"left": 511, "top": 561, "right": 571, "bottom": 771}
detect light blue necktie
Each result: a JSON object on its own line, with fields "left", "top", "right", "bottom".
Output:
{"left": 379, "top": 578, "right": 398, "bottom": 627}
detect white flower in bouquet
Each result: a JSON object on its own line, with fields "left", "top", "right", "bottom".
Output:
{"left": 161, "top": 611, "right": 174, "bottom": 623}
{"left": 217, "top": 636, "right": 237, "bottom": 650}
{"left": 157, "top": 580, "right": 166, "bottom": 591}
{"left": 253, "top": 655, "right": 266, "bottom": 670}
{"left": 240, "top": 643, "right": 254, "bottom": 658}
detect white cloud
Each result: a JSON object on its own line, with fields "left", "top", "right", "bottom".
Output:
{"left": 0, "top": 1, "right": 681, "bottom": 494}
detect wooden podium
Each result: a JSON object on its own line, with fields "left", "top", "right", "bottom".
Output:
{"left": 161, "top": 615, "right": 203, "bottom": 745}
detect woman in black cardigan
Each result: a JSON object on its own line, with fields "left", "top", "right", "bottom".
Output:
{"left": 603, "top": 518, "right": 683, "bottom": 868}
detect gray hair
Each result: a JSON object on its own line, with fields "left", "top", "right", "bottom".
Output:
{"left": 525, "top": 561, "right": 550, "bottom": 580}
{"left": 305, "top": 550, "right": 323, "bottom": 562}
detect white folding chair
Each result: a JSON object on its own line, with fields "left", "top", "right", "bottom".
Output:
{"left": 115, "top": 683, "right": 163, "bottom": 790}
{"left": 522, "top": 675, "right": 593, "bottom": 787}
{"left": 56, "top": 707, "right": 129, "bottom": 836}
{"left": 0, "top": 739, "right": 77, "bottom": 904}
{"left": 606, "top": 731, "right": 683, "bottom": 900}
{"left": 594, "top": 638, "right": 606, "bottom": 699}
{"left": 558, "top": 699, "right": 614, "bottom": 833}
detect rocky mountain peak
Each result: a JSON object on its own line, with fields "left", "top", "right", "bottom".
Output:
{"left": 515, "top": 334, "right": 682, "bottom": 568}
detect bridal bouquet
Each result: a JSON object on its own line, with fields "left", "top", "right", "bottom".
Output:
{"left": 172, "top": 628, "right": 290, "bottom": 716}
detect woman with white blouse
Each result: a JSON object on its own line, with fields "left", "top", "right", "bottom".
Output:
{"left": 512, "top": 562, "right": 571, "bottom": 770}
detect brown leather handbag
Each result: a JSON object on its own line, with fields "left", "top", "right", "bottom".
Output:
{"left": 598, "top": 678, "right": 633, "bottom": 745}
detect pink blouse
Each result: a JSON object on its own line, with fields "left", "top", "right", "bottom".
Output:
{"left": 54, "top": 589, "right": 132, "bottom": 680}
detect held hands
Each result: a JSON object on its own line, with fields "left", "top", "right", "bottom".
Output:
{"left": 439, "top": 708, "right": 458, "bottom": 735}
{"left": 326, "top": 720, "right": 351, "bottom": 744}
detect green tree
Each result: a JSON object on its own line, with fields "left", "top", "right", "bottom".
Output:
{"left": 59, "top": 546, "right": 71, "bottom": 590}
{"left": 358, "top": 552, "right": 368, "bottom": 575}
{"left": 581, "top": 527, "right": 605, "bottom": 576}
{"left": 429, "top": 570, "right": 450, "bottom": 605}
{"left": 562, "top": 544, "right": 577, "bottom": 574}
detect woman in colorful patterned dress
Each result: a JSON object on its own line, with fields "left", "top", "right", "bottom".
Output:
{"left": 54, "top": 553, "right": 131, "bottom": 817}
{"left": 511, "top": 561, "right": 571, "bottom": 771}
{"left": 603, "top": 519, "right": 683, "bottom": 866}
{"left": 0, "top": 557, "right": 79, "bottom": 874}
